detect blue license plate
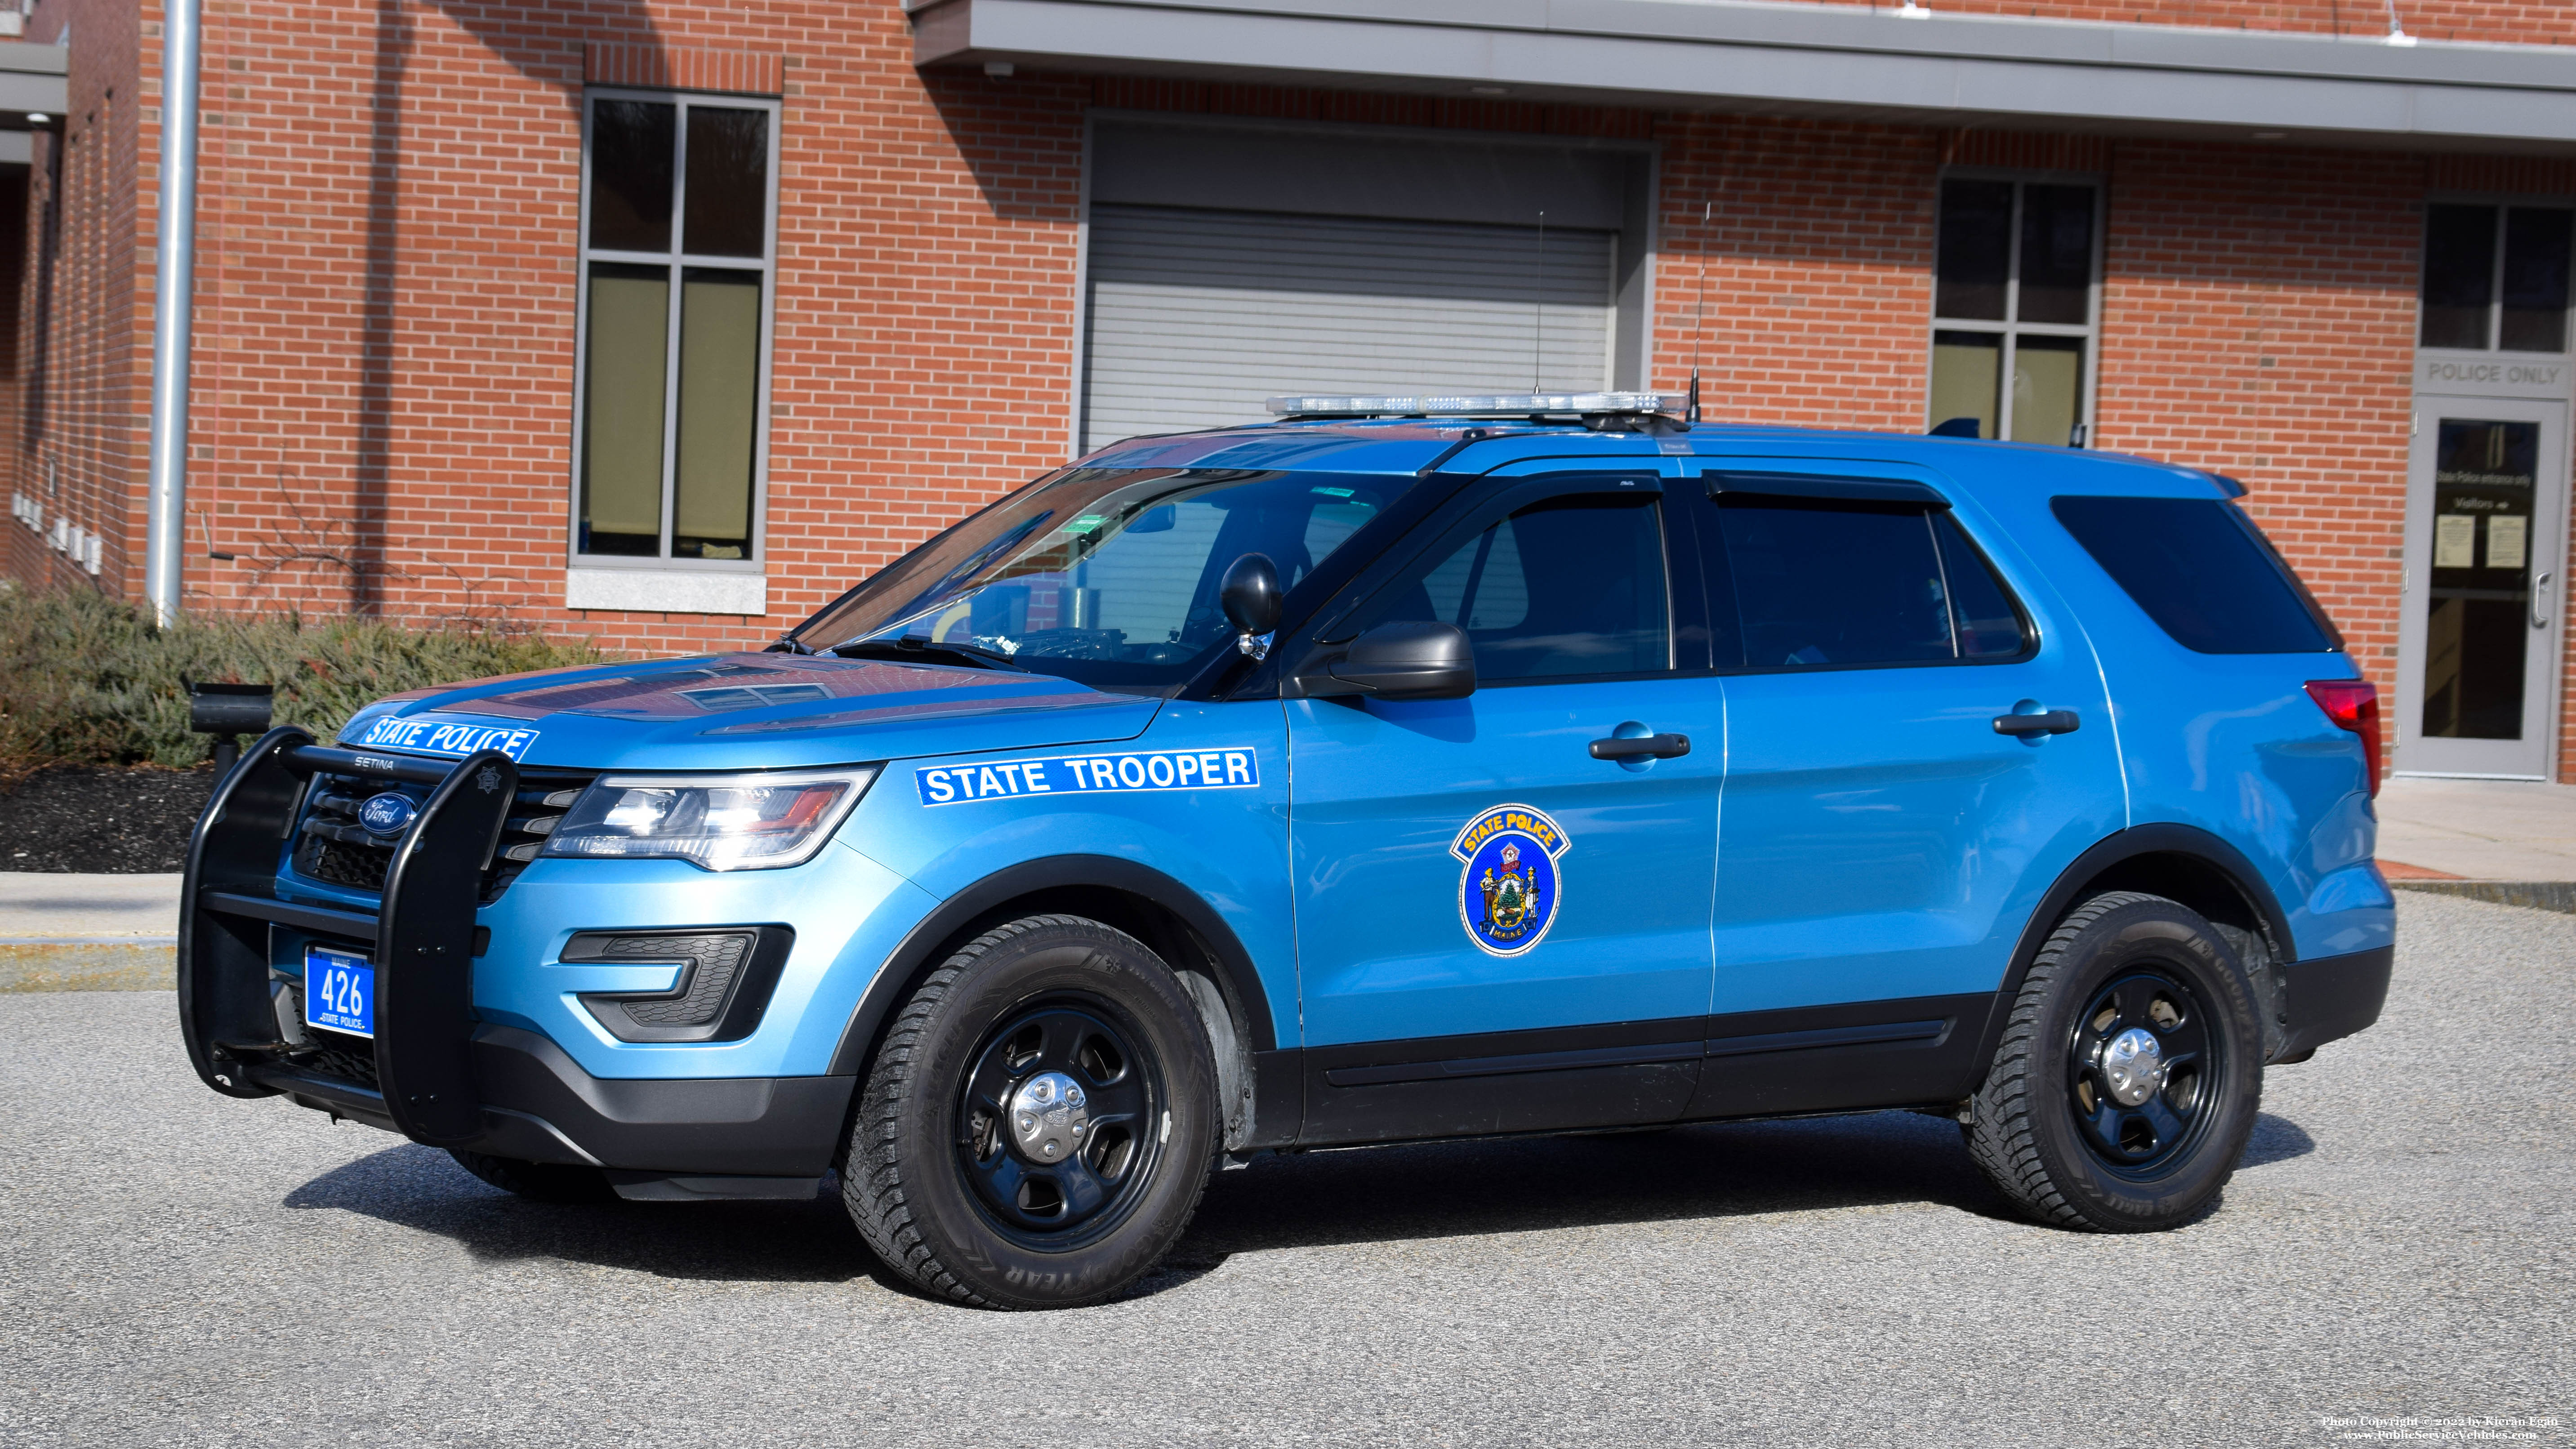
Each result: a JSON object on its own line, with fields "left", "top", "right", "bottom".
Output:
{"left": 304, "top": 946, "right": 375, "bottom": 1038}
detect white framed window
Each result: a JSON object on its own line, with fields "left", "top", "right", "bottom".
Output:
{"left": 572, "top": 88, "right": 780, "bottom": 571}
{"left": 1927, "top": 172, "right": 2104, "bottom": 448}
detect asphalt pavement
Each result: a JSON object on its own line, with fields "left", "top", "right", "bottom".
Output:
{"left": 3, "top": 892, "right": 2568, "bottom": 1448}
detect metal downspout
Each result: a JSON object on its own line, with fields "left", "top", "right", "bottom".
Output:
{"left": 143, "top": 0, "right": 202, "bottom": 625}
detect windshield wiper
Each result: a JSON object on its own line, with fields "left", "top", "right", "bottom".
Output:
{"left": 828, "top": 637, "right": 1030, "bottom": 672}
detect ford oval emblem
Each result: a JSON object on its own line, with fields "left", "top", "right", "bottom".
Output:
{"left": 357, "top": 791, "right": 418, "bottom": 837}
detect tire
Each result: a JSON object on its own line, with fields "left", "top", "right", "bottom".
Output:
{"left": 1965, "top": 891, "right": 2264, "bottom": 1232}
{"left": 447, "top": 1149, "right": 613, "bottom": 1203}
{"left": 842, "top": 914, "right": 1219, "bottom": 1309}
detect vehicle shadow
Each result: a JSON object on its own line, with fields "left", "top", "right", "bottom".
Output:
{"left": 284, "top": 1147, "right": 890, "bottom": 1289}
{"left": 1162, "top": 1110, "right": 2000, "bottom": 1272}
{"left": 285, "top": 1107, "right": 2317, "bottom": 1297}
{"left": 2237, "top": 1110, "right": 2317, "bottom": 1169}
{"left": 1135, "top": 1106, "right": 2321, "bottom": 1294}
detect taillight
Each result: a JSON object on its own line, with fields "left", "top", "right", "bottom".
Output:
{"left": 2305, "top": 679, "right": 2381, "bottom": 795}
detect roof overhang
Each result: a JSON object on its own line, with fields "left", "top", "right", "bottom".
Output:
{"left": 910, "top": 0, "right": 2576, "bottom": 155}
{"left": 0, "top": 40, "right": 66, "bottom": 136}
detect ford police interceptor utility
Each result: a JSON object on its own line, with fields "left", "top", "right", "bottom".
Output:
{"left": 177, "top": 393, "right": 2393, "bottom": 1309}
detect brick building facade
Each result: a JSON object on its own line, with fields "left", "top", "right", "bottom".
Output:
{"left": 4, "top": 0, "right": 2576, "bottom": 777}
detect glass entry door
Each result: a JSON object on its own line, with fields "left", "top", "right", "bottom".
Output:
{"left": 2399, "top": 399, "right": 2568, "bottom": 777}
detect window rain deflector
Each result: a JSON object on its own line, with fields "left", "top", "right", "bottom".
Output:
{"left": 1705, "top": 472, "right": 1951, "bottom": 508}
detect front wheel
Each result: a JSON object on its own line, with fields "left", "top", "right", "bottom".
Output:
{"left": 842, "top": 914, "right": 1219, "bottom": 1308}
{"left": 1965, "top": 892, "right": 2263, "bottom": 1231}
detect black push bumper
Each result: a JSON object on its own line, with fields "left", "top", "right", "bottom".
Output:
{"left": 2276, "top": 944, "right": 2394, "bottom": 1061}
{"left": 176, "top": 728, "right": 853, "bottom": 1178}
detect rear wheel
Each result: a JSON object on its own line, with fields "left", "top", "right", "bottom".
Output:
{"left": 1965, "top": 892, "right": 2263, "bottom": 1231}
{"left": 842, "top": 914, "right": 1219, "bottom": 1308}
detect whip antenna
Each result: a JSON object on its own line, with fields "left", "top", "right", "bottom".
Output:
{"left": 1689, "top": 201, "right": 1711, "bottom": 424}
{"left": 1531, "top": 209, "right": 1547, "bottom": 392}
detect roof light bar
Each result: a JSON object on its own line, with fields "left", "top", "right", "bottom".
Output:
{"left": 1266, "top": 392, "right": 1683, "bottom": 417}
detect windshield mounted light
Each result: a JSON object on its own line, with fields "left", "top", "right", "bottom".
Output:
{"left": 1265, "top": 392, "right": 1683, "bottom": 418}
{"left": 542, "top": 767, "right": 878, "bottom": 871}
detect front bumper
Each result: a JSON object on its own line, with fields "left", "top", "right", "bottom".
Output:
{"left": 177, "top": 729, "right": 855, "bottom": 1180}
{"left": 254, "top": 1023, "right": 852, "bottom": 1176}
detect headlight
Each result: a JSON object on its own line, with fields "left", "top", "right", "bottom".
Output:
{"left": 542, "top": 767, "right": 878, "bottom": 870}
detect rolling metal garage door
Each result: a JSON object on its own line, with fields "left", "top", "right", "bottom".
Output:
{"left": 1082, "top": 204, "right": 1619, "bottom": 453}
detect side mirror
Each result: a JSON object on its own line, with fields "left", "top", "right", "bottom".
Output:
{"left": 1303, "top": 620, "right": 1476, "bottom": 700}
{"left": 1220, "top": 553, "right": 1283, "bottom": 658}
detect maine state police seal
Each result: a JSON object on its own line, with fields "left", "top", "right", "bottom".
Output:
{"left": 1449, "top": 803, "right": 1571, "bottom": 957}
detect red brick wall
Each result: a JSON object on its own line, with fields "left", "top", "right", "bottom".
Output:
{"left": 2093, "top": 143, "right": 2425, "bottom": 770}
{"left": 1087, "top": 76, "right": 1654, "bottom": 140}
{"left": 123, "top": 0, "right": 1089, "bottom": 654}
{"left": 1653, "top": 114, "right": 1942, "bottom": 432}
{"left": 5, "top": 0, "right": 143, "bottom": 600}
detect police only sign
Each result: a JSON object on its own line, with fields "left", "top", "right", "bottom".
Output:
{"left": 915, "top": 748, "right": 1259, "bottom": 807}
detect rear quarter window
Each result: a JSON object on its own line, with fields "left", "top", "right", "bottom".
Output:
{"left": 2050, "top": 495, "right": 2340, "bottom": 654}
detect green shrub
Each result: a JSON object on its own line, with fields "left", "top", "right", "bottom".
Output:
{"left": 0, "top": 586, "right": 619, "bottom": 771}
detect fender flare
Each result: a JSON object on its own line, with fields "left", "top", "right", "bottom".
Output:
{"left": 824, "top": 853, "right": 1280, "bottom": 1078}
{"left": 1968, "top": 822, "right": 2298, "bottom": 1077}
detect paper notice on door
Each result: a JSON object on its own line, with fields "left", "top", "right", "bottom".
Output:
{"left": 2487, "top": 514, "right": 2529, "bottom": 572}
{"left": 2435, "top": 514, "right": 2478, "bottom": 569}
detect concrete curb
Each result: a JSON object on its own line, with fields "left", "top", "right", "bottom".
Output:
{"left": 0, "top": 942, "right": 177, "bottom": 991}
{"left": 2389, "top": 880, "right": 2576, "bottom": 915}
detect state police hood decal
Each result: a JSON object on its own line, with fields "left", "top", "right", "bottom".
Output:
{"left": 333, "top": 654, "right": 1160, "bottom": 771}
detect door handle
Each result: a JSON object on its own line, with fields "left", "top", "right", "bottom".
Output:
{"left": 1992, "top": 709, "right": 2081, "bottom": 737}
{"left": 1590, "top": 732, "right": 1691, "bottom": 760}
{"left": 2533, "top": 571, "right": 2553, "bottom": 630}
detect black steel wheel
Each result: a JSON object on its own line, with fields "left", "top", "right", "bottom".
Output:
{"left": 843, "top": 914, "right": 1218, "bottom": 1308}
{"left": 954, "top": 999, "right": 1168, "bottom": 1250}
{"left": 2064, "top": 968, "right": 2220, "bottom": 1175}
{"left": 1965, "top": 891, "right": 2263, "bottom": 1231}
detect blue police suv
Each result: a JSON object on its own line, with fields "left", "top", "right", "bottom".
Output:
{"left": 178, "top": 393, "right": 2393, "bottom": 1308}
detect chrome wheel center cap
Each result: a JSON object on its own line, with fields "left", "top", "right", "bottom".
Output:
{"left": 2099, "top": 1027, "right": 2168, "bottom": 1107}
{"left": 1008, "top": 1071, "right": 1090, "bottom": 1162}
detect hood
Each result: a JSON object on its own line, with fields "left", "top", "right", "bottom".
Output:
{"left": 335, "top": 654, "right": 1161, "bottom": 771}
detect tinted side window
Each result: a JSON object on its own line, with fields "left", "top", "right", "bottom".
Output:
{"left": 1937, "top": 513, "right": 2031, "bottom": 660}
{"left": 1711, "top": 499, "right": 2028, "bottom": 669}
{"left": 2051, "top": 496, "right": 2337, "bottom": 654}
{"left": 1362, "top": 492, "right": 1670, "bottom": 681}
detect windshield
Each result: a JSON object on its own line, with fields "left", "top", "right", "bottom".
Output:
{"left": 790, "top": 468, "right": 1415, "bottom": 690}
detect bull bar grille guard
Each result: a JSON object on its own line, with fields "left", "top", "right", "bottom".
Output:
{"left": 176, "top": 726, "right": 520, "bottom": 1147}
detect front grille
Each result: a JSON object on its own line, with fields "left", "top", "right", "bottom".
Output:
{"left": 292, "top": 776, "right": 397, "bottom": 888}
{"left": 291, "top": 767, "right": 594, "bottom": 903}
{"left": 485, "top": 771, "right": 593, "bottom": 898}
